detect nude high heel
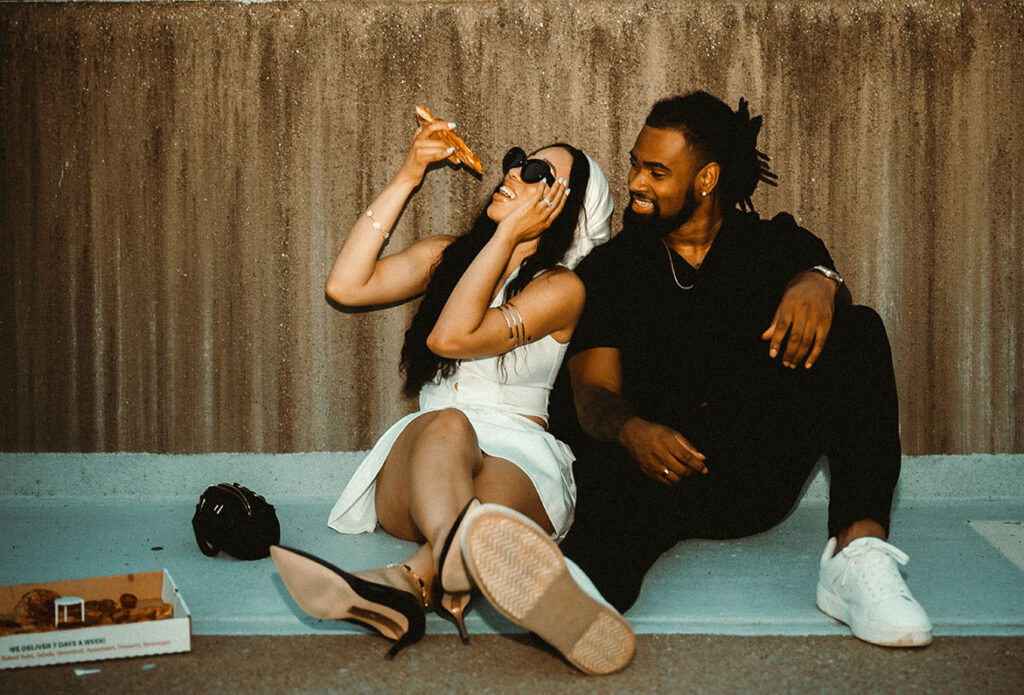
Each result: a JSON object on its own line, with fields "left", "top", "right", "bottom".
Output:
{"left": 437, "top": 590, "right": 473, "bottom": 644}
{"left": 270, "top": 545, "right": 426, "bottom": 658}
{"left": 433, "top": 497, "right": 481, "bottom": 643}
{"left": 460, "top": 504, "right": 636, "bottom": 675}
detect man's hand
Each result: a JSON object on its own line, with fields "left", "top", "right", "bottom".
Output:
{"left": 619, "top": 417, "right": 707, "bottom": 486}
{"left": 760, "top": 268, "right": 841, "bottom": 369}
{"left": 570, "top": 348, "right": 707, "bottom": 485}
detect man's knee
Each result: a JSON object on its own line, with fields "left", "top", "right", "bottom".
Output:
{"left": 823, "top": 305, "right": 896, "bottom": 371}
{"left": 833, "top": 305, "right": 889, "bottom": 345}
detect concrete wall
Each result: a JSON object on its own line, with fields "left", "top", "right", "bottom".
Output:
{"left": 1, "top": 0, "right": 1021, "bottom": 455}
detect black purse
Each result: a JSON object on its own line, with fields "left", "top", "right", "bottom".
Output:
{"left": 192, "top": 483, "right": 280, "bottom": 560}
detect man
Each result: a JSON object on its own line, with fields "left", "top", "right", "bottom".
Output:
{"left": 553, "top": 91, "right": 932, "bottom": 647}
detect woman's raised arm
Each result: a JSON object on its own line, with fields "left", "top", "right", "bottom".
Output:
{"left": 325, "top": 121, "right": 460, "bottom": 307}
{"left": 427, "top": 179, "right": 584, "bottom": 358}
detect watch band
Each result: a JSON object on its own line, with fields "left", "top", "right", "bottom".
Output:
{"left": 811, "top": 265, "right": 844, "bottom": 286}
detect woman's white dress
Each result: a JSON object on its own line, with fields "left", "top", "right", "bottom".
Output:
{"left": 327, "top": 272, "right": 577, "bottom": 541}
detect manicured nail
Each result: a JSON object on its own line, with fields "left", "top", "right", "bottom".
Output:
{"left": 565, "top": 188, "right": 571, "bottom": 197}
{"left": 448, "top": 122, "right": 457, "bottom": 129}
{"left": 447, "top": 146, "right": 455, "bottom": 153}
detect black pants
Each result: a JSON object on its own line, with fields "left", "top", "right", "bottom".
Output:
{"left": 558, "top": 306, "right": 902, "bottom": 613}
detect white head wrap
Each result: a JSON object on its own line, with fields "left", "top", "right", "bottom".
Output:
{"left": 560, "top": 152, "right": 614, "bottom": 269}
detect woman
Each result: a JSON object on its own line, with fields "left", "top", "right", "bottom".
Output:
{"left": 270, "top": 119, "right": 633, "bottom": 674}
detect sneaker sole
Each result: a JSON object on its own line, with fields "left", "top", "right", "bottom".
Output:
{"left": 462, "top": 506, "right": 635, "bottom": 675}
{"left": 816, "top": 582, "right": 932, "bottom": 647}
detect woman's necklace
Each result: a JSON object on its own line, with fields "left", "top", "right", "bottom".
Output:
{"left": 662, "top": 239, "right": 695, "bottom": 290}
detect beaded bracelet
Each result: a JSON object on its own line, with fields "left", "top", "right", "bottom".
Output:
{"left": 365, "top": 209, "right": 389, "bottom": 241}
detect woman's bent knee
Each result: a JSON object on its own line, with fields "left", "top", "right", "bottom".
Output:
{"left": 399, "top": 409, "right": 481, "bottom": 476}
{"left": 414, "top": 408, "right": 475, "bottom": 440}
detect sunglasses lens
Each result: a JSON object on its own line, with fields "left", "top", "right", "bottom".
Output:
{"left": 502, "top": 147, "right": 526, "bottom": 174}
{"left": 502, "top": 147, "right": 555, "bottom": 186}
{"left": 522, "top": 160, "right": 555, "bottom": 186}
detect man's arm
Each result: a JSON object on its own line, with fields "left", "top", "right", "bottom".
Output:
{"left": 568, "top": 348, "right": 707, "bottom": 485}
{"left": 570, "top": 348, "right": 635, "bottom": 442}
{"left": 760, "top": 266, "right": 851, "bottom": 369}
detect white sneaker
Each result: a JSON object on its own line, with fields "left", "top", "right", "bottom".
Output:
{"left": 460, "top": 503, "right": 635, "bottom": 675}
{"left": 817, "top": 536, "right": 933, "bottom": 647}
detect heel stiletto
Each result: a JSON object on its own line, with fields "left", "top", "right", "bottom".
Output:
{"left": 270, "top": 545, "right": 426, "bottom": 658}
{"left": 433, "top": 497, "right": 481, "bottom": 643}
{"left": 430, "top": 574, "right": 473, "bottom": 644}
{"left": 438, "top": 590, "right": 473, "bottom": 644}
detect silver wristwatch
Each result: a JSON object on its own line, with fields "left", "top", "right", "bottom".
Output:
{"left": 811, "top": 265, "right": 844, "bottom": 286}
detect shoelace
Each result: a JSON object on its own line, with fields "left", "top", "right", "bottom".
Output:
{"left": 838, "top": 541, "right": 913, "bottom": 600}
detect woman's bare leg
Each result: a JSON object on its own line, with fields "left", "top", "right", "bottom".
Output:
{"left": 375, "top": 409, "right": 482, "bottom": 549}
{"left": 354, "top": 543, "right": 435, "bottom": 607}
{"left": 473, "top": 455, "right": 554, "bottom": 535}
{"left": 361, "top": 408, "right": 554, "bottom": 594}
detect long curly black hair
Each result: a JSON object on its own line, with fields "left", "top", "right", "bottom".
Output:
{"left": 645, "top": 91, "right": 777, "bottom": 211}
{"left": 400, "top": 144, "right": 591, "bottom": 397}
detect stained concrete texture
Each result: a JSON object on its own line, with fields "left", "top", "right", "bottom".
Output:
{"left": 2, "top": 455, "right": 1022, "bottom": 639}
{"left": 2, "top": 1, "right": 1022, "bottom": 455}
{"left": 1, "top": 453, "right": 1022, "bottom": 690}
{"left": 3, "top": 495, "right": 1022, "bottom": 639}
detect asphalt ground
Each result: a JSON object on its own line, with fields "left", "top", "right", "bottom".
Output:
{"left": 3, "top": 635, "right": 1023, "bottom": 694}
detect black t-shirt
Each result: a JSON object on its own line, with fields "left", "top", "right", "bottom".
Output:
{"left": 562, "top": 209, "right": 835, "bottom": 434}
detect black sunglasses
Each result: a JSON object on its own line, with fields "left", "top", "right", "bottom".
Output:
{"left": 502, "top": 147, "right": 557, "bottom": 187}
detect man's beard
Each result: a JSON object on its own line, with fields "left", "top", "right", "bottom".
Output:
{"left": 622, "top": 186, "right": 699, "bottom": 239}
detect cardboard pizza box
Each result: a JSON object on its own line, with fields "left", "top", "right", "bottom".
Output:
{"left": 0, "top": 569, "right": 191, "bottom": 669}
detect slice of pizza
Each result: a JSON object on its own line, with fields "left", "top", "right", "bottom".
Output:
{"left": 415, "top": 105, "right": 483, "bottom": 175}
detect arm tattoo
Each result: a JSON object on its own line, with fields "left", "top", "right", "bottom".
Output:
{"left": 576, "top": 385, "right": 636, "bottom": 443}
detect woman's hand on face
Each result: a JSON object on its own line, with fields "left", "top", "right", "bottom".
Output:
{"left": 496, "top": 178, "right": 569, "bottom": 244}
{"left": 395, "top": 121, "right": 459, "bottom": 186}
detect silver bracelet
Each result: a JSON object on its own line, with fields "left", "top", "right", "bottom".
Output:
{"left": 499, "top": 303, "right": 526, "bottom": 347}
{"left": 507, "top": 303, "right": 525, "bottom": 346}
{"left": 498, "top": 304, "right": 516, "bottom": 340}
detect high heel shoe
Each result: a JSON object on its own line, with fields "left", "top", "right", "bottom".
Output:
{"left": 270, "top": 545, "right": 426, "bottom": 658}
{"left": 433, "top": 497, "right": 481, "bottom": 643}
{"left": 435, "top": 587, "right": 473, "bottom": 644}
{"left": 460, "top": 504, "right": 636, "bottom": 675}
